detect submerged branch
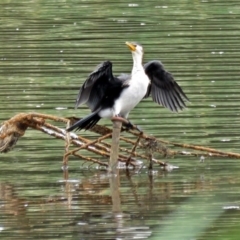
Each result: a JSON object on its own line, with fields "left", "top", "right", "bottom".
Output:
{"left": 1, "top": 112, "right": 240, "bottom": 169}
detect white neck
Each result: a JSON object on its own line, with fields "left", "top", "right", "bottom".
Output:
{"left": 132, "top": 53, "right": 143, "bottom": 74}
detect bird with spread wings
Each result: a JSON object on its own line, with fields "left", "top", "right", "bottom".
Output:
{"left": 67, "top": 42, "right": 189, "bottom": 132}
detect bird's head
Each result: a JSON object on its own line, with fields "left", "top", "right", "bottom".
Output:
{"left": 126, "top": 42, "right": 144, "bottom": 66}
{"left": 126, "top": 41, "right": 143, "bottom": 57}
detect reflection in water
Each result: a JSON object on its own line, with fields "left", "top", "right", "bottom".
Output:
{"left": 109, "top": 170, "right": 121, "bottom": 213}
{"left": 1, "top": 166, "right": 239, "bottom": 239}
{"left": 0, "top": 170, "right": 152, "bottom": 238}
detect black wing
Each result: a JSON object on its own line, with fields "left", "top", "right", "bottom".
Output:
{"left": 75, "top": 61, "right": 128, "bottom": 112}
{"left": 144, "top": 60, "right": 189, "bottom": 112}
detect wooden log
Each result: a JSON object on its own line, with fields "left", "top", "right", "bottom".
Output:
{"left": 109, "top": 120, "right": 122, "bottom": 173}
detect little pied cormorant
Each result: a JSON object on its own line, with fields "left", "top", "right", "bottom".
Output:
{"left": 67, "top": 42, "right": 189, "bottom": 132}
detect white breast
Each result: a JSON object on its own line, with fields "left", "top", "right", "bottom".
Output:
{"left": 114, "top": 69, "right": 149, "bottom": 118}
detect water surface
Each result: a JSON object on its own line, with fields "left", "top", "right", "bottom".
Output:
{"left": 1, "top": 0, "right": 240, "bottom": 239}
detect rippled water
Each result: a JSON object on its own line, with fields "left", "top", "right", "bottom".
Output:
{"left": 1, "top": 0, "right": 240, "bottom": 239}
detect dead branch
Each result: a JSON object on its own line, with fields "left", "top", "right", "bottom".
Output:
{"left": 1, "top": 112, "right": 240, "bottom": 170}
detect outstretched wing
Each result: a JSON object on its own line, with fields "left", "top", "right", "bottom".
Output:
{"left": 75, "top": 61, "right": 112, "bottom": 111}
{"left": 144, "top": 60, "right": 189, "bottom": 112}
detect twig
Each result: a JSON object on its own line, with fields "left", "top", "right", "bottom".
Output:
{"left": 1, "top": 112, "right": 240, "bottom": 171}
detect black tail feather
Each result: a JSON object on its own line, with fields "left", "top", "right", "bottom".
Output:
{"left": 67, "top": 112, "right": 101, "bottom": 131}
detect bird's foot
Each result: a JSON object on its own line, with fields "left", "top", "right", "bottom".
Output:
{"left": 111, "top": 116, "right": 142, "bottom": 133}
{"left": 134, "top": 124, "right": 143, "bottom": 133}
{"left": 123, "top": 120, "right": 142, "bottom": 133}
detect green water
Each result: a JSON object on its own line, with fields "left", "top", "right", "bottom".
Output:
{"left": 1, "top": 0, "right": 240, "bottom": 239}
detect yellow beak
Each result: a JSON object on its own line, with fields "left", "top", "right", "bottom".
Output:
{"left": 126, "top": 42, "right": 136, "bottom": 51}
